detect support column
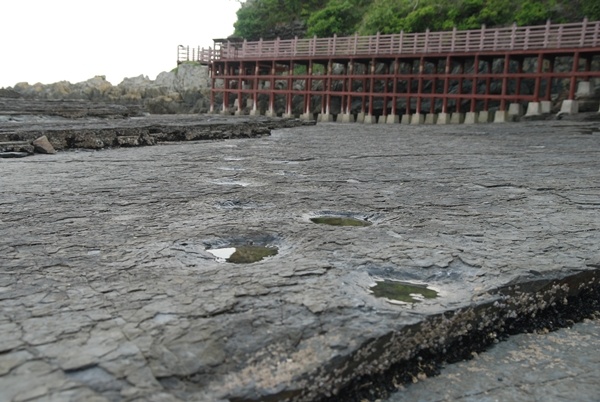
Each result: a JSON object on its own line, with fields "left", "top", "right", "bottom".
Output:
{"left": 494, "top": 54, "right": 510, "bottom": 123}
{"left": 411, "top": 57, "right": 425, "bottom": 124}
{"left": 364, "top": 60, "right": 377, "bottom": 123}
{"left": 451, "top": 60, "right": 465, "bottom": 123}
{"left": 387, "top": 59, "right": 400, "bottom": 124}
{"left": 266, "top": 61, "right": 277, "bottom": 117}
{"left": 561, "top": 52, "right": 581, "bottom": 114}
{"left": 235, "top": 61, "right": 244, "bottom": 115}
{"left": 209, "top": 66, "right": 216, "bottom": 114}
{"left": 340, "top": 61, "right": 354, "bottom": 123}
{"left": 465, "top": 55, "right": 479, "bottom": 124}
{"left": 221, "top": 67, "right": 229, "bottom": 115}
{"left": 319, "top": 61, "right": 334, "bottom": 122}
{"left": 437, "top": 56, "right": 451, "bottom": 124}
{"left": 301, "top": 62, "right": 313, "bottom": 120}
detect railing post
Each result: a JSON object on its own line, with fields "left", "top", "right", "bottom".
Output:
{"left": 544, "top": 19, "right": 551, "bottom": 48}
{"left": 312, "top": 35, "right": 317, "bottom": 56}
{"left": 243, "top": 39, "right": 247, "bottom": 58}
{"left": 425, "top": 28, "right": 430, "bottom": 52}
{"left": 376, "top": 32, "right": 380, "bottom": 54}
{"left": 510, "top": 22, "right": 517, "bottom": 50}
{"left": 293, "top": 36, "right": 298, "bottom": 56}
{"left": 524, "top": 27, "right": 530, "bottom": 49}
{"left": 479, "top": 24, "right": 485, "bottom": 50}
{"left": 332, "top": 34, "right": 337, "bottom": 55}
{"left": 493, "top": 29, "right": 499, "bottom": 51}
{"left": 558, "top": 24, "right": 563, "bottom": 47}
{"left": 413, "top": 31, "right": 417, "bottom": 53}
{"left": 451, "top": 27, "right": 456, "bottom": 52}
{"left": 275, "top": 37, "right": 280, "bottom": 56}
{"left": 399, "top": 30, "right": 404, "bottom": 53}
{"left": 594, "top": 20, "right": 600, "bottom": 47}
{"left": 258, "top": 38, "right": 263, "bottom": 57}
{"left": 580, "top": 17, "right": 588, "bottom": 46}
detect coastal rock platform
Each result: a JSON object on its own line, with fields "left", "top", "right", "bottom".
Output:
{"left": 1, "top": 118, "right": 599, "bottom": 401}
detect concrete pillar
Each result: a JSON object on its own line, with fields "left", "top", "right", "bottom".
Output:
{"left": 494, "top": 110, "right": 509, "bottom": 123}
{"left": 525, "top": 102, "right": 541, "bottom": 116}
{"left": 356, "top": 112, "right": 366, "bottom": 123}
{"left": 436, "top": 113, "right": 451, "bottom": 124}
{"left": 464, "top": 112, "right": 478, "bottom": 124}
{"left": 300, "top": 112, "right": 313, "bottom": 121}
{"left": 318, "top": 113, "right": 333, "bottom": 122}
{"left": 560, "top": 100, "right": 579, "bottom": 114}
{"left": 265, "top": 110, "right": 277, "bottom": 118}
{"left": 340, "top": 113, "right": 354, "bottom": 123}
{"left": 401, "top": 114, "right": 411, "bottom": 124}
{"left": 576, "top": 81, "right": 592, "bottom": 97}
{"left": 249, "top": 97, "right": 259, "bottom": 116}
{"left": 386, "top": 114, "right": 399, "bottom": 124}
{"left": 540, "top": 101, "right": 552, "bottom": 114}
{"left": 477, "top": 111, "right": 492, "bottom": 123}
{"left": 508, "top": 103, "right": 523, "bottom": 117}
{"left": 363, "top": 114, "right": 377, "bottom": 124}
{"left": 411, "top": 113, "right": 425, "bottom": 125}
{"left": 450, "top": 113, "right": 465, "bottom": 124}
{"left": 424, "top": 114, "right": 437, "bottom": 124}
{"left": 235, "top": 109, "right": 245, "bottom": 116}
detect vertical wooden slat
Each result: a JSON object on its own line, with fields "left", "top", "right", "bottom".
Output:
{"left": 580, "top": 17, "right": 588, "bottom": 46}
{"left": 399, "top": 30, "right": 404, "bottom": 54}
{"left": 510, "top": 22, "right": 517, "bottom": 50}
{"left": 479, "top": 24, "right": 485, "bottom": 50}
{"left": 451, "top": 27, "right": 456, "bottom": 52}
{"left": 332, "top": 34, "right": 337, "bottom": 55}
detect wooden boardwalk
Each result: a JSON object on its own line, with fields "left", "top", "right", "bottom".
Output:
{"left": 180, "top": 19, "right": 600, "bottom": 123}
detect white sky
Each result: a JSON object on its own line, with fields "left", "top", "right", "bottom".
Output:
{"left": 0, "top": 0, "right": 241, "bottom": 88}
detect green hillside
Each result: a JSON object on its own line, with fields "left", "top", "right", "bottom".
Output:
{"left": 232, "top": 0, "right": 600, "bottom": 40}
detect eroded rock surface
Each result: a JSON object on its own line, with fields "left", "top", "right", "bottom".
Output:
{"left": 0, "top": 111, "right": 315, "bottom": 152}
{"left": 0, "top": 120, "right": 599, "bottom": 402}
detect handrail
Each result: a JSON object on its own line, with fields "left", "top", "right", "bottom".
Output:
{"left": 179, "top": 19, "right": 600, "bottom": 64}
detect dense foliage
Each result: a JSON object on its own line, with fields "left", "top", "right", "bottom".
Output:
{"left": 232, "top": 0, "right": 600, "bottom": 40}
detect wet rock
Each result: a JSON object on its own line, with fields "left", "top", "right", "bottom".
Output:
{"left": 0, "top": 141, "right": 34, "bottom": 154}
{"left": 0, "top": 151, "right": 29, "bottom": 158}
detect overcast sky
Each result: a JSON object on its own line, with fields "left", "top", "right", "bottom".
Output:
{"left": 0, "top": 0, "right": 240, "bottom": 88}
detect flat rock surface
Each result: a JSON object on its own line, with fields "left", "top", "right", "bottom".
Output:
{"left": 387, "top": 317, "right": 600, "bottom": 402}
{"left": 1, "top": 118, "right": 599, "bottom": 401}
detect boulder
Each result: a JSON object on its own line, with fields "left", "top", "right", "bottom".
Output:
{"left": 32, "top": 136, "right": 56, "bottom": 154}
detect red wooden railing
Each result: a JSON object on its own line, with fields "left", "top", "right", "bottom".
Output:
{"left": 179, "top": 19, "right": 600, "bottom": 64}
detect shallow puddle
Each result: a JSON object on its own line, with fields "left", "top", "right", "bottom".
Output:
{"left": 310, "top": 216, "right": 372, "bottom": 227}
{"left": 207, "top": 245, "right": 278, "bottom": 263}
{"left": 370, "top": 280, "right": 438, "bottom": 304}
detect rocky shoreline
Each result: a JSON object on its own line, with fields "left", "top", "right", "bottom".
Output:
{"left": 0, "top": 98, "right": 316, "bottom": 157}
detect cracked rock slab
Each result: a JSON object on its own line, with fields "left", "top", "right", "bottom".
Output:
{"left": 0, "top": 117, "right": 599, "bottom": 401}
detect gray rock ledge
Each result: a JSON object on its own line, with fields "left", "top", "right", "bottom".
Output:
{"left": 0, "top": 119, "right": 599, "bottom": 402}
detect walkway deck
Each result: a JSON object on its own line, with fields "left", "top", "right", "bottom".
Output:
{"left": 180, "top": 19, "right": 600, "bottom": 123}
